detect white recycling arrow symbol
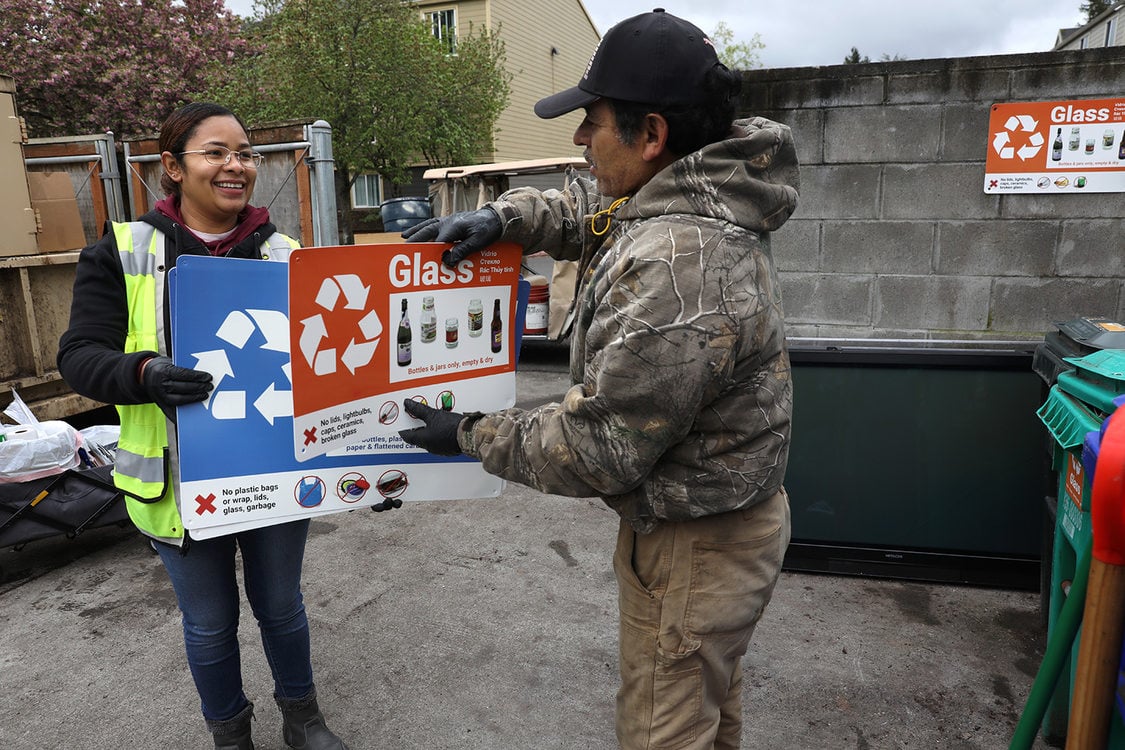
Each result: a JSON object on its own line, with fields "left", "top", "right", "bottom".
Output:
{"left": 299, "top": 274, "right": 382, "bottom": 376}
{"left": 991, "top": 114, "right": 1043, "bottom": 161}
{"left": 193, "top": 308, "right": 293, "bottom": 424}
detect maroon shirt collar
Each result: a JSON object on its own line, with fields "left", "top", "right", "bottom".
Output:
{"left": 155, "top": 196, "right": 272, "bottom": 256}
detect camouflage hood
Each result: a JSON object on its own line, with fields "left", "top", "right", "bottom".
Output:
{"left": 617, "top": 116, "right": 800, "bottom": 236}
{"left": 465, "top": 116, "right": 799, "bottom": 532}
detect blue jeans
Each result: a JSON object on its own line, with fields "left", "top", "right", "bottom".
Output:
{"left": 154, "top": 519, "right": 315, "bottom": 722}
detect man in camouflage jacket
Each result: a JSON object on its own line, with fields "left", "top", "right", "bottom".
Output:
{"left": 401, "top": 10, "right": 798, "bottom": 749}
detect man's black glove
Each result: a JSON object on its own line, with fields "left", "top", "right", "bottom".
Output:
{"left": 141, "top": 355, "right": 212, "bottom": 421}
{"left": 398, "top": 398, "right": 464, "bottom": 456}
{"left": 400, "top": 206, "right": 502, "bottom": 268}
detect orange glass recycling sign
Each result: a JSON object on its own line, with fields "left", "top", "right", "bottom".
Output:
{"left": 984, "top": 97, "right": 1125, "bottom": 194}
{"left": 287, "top": 241, "right": 523, "bottom": 462}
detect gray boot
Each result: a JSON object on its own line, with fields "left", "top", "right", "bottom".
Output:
{"left": 275, "top": 688, "right": 349, "bottom": 750}
{"left": 205, "top": 702, "right": 255, "bottom": 750}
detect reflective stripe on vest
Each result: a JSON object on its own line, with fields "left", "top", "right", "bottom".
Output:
{"left": 113, "top": 222, "right": 170, "bottom": 500}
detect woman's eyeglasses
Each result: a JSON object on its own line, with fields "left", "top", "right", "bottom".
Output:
{"left": 178, "top": 146, "right": 264, "bottom": 168}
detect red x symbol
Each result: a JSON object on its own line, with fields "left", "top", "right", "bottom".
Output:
{"left": 303, "top": 426, "right": 318, "bottom": 446}
{"left": 195, "top": 493, "right": 217, "bottom": 515}
{"left": 989, "top": 179, "right": 998, "bottom": 188}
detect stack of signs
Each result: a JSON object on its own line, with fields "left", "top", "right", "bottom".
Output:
{"left": 171, "top": 242, "right": 523, "bottom": 538}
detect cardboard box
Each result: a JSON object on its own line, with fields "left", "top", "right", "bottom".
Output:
{"left": 354, "top": 232, "right": 407, "bottom": 244}
{"left": 0, "top": 76, "right": 39, "bottom": 257}
{"left": 27, "top": 171, "right": 86, "bottom": 253}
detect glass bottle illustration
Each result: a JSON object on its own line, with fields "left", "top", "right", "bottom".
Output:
{"left": 420, "top": 295, "right": 437, "bottom": 344}
{"left": 1051, "top": 128, "right": 1062, "bottom": 161}
{"left": 1068, "top": 127, "right": 1081, "bottom": 151}
{"left": 490, "top": 298, "right": 503, "bottom": 354}
{"left": 468, "top": 298, "right": 484, "bottom": 337}
{"left": 1119, "top": 130, "right": 1125, "bottom": 159}
{"left": 397, "top": 298, "right": 411, "bottom": 366}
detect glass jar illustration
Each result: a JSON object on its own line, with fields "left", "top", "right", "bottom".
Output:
{"left": 420, "top": 295, "right": 437, "bottom": 343}
{"left": 467, "top": 298, "right": 484, "bottom": 337}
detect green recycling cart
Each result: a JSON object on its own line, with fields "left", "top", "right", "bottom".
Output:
{"left": 1037, "top": 348, "right": 1125, "bottom": 745}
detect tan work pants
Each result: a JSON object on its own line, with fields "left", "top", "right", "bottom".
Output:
{"left": 613, "top": 489, "right": 791, "bottom": 750}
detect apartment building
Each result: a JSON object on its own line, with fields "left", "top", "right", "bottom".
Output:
{"left": 1054, "top": 2, "right": 1125, "bottom": 50}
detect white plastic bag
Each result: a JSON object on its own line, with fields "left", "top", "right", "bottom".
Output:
{"left": 0, "top": 421, "right": 82, "bottom": 483}
{"left": 2, "top": 388, "right": 38, "bottom": 426}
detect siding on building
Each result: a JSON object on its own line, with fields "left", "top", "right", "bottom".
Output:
{"left": 488, "top": 0, "right": 599, "bottom": 161}
{"left": 413, "top": 0, "right": 600, "bottom": 163}
{"left": 1054, "top": 3, "right": 1125, "bottom": 50}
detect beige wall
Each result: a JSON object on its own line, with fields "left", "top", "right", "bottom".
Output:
{"left": 490, "top": 0, "right": 600, "bottom": 161}
{"left": 413, "top": 0, "right": 600, "bottom": 163}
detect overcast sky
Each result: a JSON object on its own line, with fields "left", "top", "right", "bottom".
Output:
{"left": 224, "top": 1, "right": 1089, "bottom": 68}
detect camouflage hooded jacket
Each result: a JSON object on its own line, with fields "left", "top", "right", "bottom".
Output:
{"left": 459, "top": 117, "right": 800, "bottom": 533}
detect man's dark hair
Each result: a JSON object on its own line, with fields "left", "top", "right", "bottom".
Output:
{"left": 610, "top": 64, "right": 742, "bottom": 157}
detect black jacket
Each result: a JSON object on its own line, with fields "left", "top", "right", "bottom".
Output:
{"left": 57, "top": 209, "right": 282, "bottom": 407}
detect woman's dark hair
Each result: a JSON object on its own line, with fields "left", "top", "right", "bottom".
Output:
{"left": 610, "top": 64, "right": 742, "bottom": 157}
{"left": 159, "top": 102, "right": 251, "bottom": 196}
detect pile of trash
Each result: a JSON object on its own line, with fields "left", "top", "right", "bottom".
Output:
{"left": 0, "top": 389, "right": 117, "bottom": 484}
{"left": 0, "top": 389, "right": 128, "bottom": 555}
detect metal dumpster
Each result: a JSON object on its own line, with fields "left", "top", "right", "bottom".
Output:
{"left": 783, "top": 338, "right": 1043, "bottom": 589}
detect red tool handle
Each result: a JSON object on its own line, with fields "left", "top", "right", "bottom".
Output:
{"left": 1092, "top": 408, "right": 1125, "bottom": 566}
{"left": 1067, "top": 407, "right": 1125, "bottom": 749}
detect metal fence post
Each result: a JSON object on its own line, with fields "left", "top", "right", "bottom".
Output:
{"left": 96, "top": 132, "right": 125, "bottom": 222}
{"left": 306, "top": 120, "right": 338, "bottom": 246}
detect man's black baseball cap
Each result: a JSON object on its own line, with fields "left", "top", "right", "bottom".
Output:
{"left": 534, "top": 8, "right": 721, "bottom": 119}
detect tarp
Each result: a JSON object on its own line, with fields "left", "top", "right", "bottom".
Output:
{"left": 0, "top": 464, "right": 128, "bottom": 549}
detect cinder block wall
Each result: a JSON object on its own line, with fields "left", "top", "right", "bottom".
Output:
{"left": 742, "top": 47, "right": 1125, "bottom": 342}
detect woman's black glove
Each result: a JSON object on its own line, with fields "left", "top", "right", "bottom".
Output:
{"left": 400, "top": 206, "right": 502, "bottom": 268}
{"left": 141, "top": 355, "right": 212, "bottom": 421}
{"left": 398, "top": 398, "right": 465, "bottom": 456}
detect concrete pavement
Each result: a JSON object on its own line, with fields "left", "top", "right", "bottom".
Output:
{"left": 0, "top": 344, "right": 1053, "bottom": 749}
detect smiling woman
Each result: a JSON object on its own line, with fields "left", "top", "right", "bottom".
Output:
{"left": 158, "top": 104, "right": 260, "bottom": 237}
{"left": 56, "top": 101, "right": 351, "bottom": 749}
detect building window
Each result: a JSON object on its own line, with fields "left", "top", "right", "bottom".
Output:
{"left": 1080, "top": 35, "right": 1089, "bottom": 49}
{"left": 352, "top": 173, "right": 382, "bottom": 209}
{"left": 427, "top": 9, "right": 456, "bottom": 54}
{"left": 1106, "top": 18, "right": 1116, "bottom": 46}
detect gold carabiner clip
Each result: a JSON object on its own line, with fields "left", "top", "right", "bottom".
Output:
{"left": 589, "top": 197, "right": 630, "bottom": 237}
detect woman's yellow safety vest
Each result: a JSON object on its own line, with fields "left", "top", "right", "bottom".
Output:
{"left": 112, "top": 221, "right": 297, "bottom": 543}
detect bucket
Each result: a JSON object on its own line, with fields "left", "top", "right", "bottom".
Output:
{"left": 380, "top": 197, "right": 431, "bottom": 232}
{"left": 524, "top": 281, "right": 549, "bottom": 336}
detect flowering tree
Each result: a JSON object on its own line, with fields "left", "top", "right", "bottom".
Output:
{"left": 0, "top": 0, "right": 257, "bottom": 138}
